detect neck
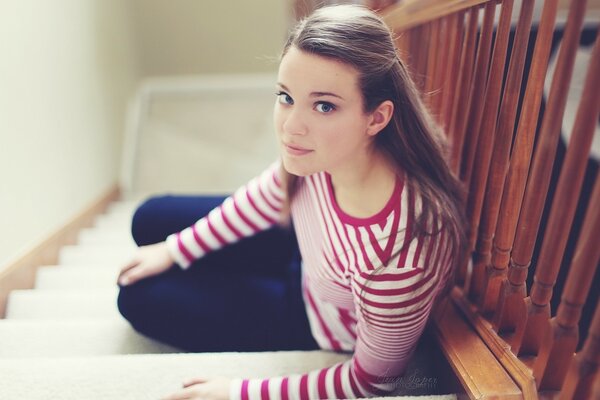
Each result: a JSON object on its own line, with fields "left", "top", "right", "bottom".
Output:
{"left": 328, "top": 149, "right": 398, "bottom": 217}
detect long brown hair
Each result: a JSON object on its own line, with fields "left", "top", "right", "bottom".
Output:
{"left": 278, "top": 5, "right": 467, "bottom": 285}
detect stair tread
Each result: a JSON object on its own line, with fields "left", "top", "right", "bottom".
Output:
{"left": 35, "top": 266, "right": 121, "bottom": 290}
{"left": 0, "top": 319, "right": 182, "bottom": 358}
{"left": 0, "top": 351, "right": 455, "bottom": 400}
{"left": 6, "top": 289, "right": 120, "bottom": 320}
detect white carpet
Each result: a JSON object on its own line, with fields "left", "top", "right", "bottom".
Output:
{"left": 1, "top": 200, "right": 458, "bottom": 399}
{"left": 0, "top": 351, "right": 456, "bottom": 400}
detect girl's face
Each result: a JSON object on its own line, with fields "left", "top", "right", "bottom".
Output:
{"left": 274, "top": 46, "right": 378, "bottom": 177}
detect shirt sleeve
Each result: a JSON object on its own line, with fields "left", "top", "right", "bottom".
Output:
{"left": 229, "top": 227, "right": 453, "bottom": 400}
{"left": 166, "top": 159, "right": 285, "bottom": 269}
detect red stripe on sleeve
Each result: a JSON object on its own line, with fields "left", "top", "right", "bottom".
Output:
{"left": 317, "top": 368, "right": 328, "bottom": 398}
{"left": 260, "top": 379, "right": 270, "bottom": 400}
{"left": 258, "top": 183, "right": 278, "bottom": 212}
{"left": 348, "top": 368, "right": 365, "bottom": 398}
{"left": 241, "top": 379, "right": 250, "bottom": 400}
{"left": 333, "top": 363, "right": 346, "bottom": 399}
{"left": 206, "top": 214, "right": 227, "bottom": 246}
{"left": 221, "top": 210, "right": 243, "bottom": 238}
{"left": 176, "top": 233, "right": 194, "bottom": 263}
{"left": 191, "top": 225, "right": 211, "bottom": 253}
{"left": 246, "top": 191, "right": 276, "bottom": 225}
{"left": 233, "top": 197, "right": 260, "bottom": 231}
{"left": 280, "top": 377, "right": 289, "bottom": 400}
{"left": 299, "top": 375, "right": 309, "bottom": 400}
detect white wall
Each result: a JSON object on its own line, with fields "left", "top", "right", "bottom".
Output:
{"left": 0, "top": 0, "right": 140, "bottom": 267}
{"left": 127, "top": 0, "right": 290, "bottom": 77}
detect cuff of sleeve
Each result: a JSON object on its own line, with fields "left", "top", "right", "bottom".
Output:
{"left": 229, "top": 378, "right": 244, "bottom": 400}
{"left": 166, "top": 233, "right": 192, "bottom": 270}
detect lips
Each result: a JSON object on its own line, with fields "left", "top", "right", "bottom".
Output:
{"left": 284, "top": 143, "right": 313, "bottom": 156}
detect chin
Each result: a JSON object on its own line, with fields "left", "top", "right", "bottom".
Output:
{"left": 281, "top": 157, "right": 317, "bottom": 177}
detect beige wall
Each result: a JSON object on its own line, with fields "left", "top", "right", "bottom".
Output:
{"left": 127, "top": 0, "right": 290, "bottom": 76}
{"left": 0, "top": 0, "right": 140, "bottom": 267}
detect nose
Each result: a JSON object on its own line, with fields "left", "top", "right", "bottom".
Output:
{"left": 282, "top": 107, "right": 308, "bottom": 136}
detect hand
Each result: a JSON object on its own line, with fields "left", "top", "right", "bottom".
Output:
{"left": 117, "top": 242, "right": 175, "bottom": 286}
{"left": 160, "top": 377, "right": 232, "bottom": 400}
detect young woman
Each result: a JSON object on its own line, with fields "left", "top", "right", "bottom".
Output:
{"left": 117, "top": 4, "right": 466, "bottom": 400}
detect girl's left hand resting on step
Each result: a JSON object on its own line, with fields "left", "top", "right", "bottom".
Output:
{"left": 160, "top": 377, "right": 231, "bottom": 400}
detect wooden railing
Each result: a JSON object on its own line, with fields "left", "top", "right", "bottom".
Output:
{"left": 294, "top": 0, "right": 600, "bottom": 398}
{"left": 378, "top": 0, "right": 600, "bottom": 398}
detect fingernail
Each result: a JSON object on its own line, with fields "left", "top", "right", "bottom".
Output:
{"left": 120, "top": 277, "right": 129, "bottom": 286}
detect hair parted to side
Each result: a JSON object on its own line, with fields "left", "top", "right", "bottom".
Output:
{"left": 278, "top": 4, "right": 467, "bottom": 294}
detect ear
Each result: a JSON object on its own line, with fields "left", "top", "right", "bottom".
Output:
{"left": 366, "top": 100, "right": 394, "bottom": 137}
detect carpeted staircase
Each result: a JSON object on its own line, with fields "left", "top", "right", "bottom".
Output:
{"left": 0, "top": 199, "right": 458, "bottom": 399}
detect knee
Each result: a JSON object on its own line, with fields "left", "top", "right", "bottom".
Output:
{"left": 131, "top": 195, "right": 171, "bottom": 246}
{"left": 117, "top": 285, "right": 137, "bottom": 323}
{"left": 117, "top": 283, "right": 152, "bottom": 325}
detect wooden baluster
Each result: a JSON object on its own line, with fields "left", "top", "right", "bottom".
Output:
{"left": 425, "top": 18, "right": 441, "bottom": 112}
{"left": 468, "top": 0, "right": 514, "bottom": 315}
{"left": 429, "top": 16, "right": 450, "bottom": 120}
{"left": 440, "top": 11, "right": 464, "bottom": 133}
{"left": 459, "top": 0, "right": 534, "bottom": 287}
{"left": 449, "top": 6, "right": 480, "bottom": 174}
{"left": 530, "top": 29, "right": 600, "bottom": 390}
{"left": 455, "top": 1, "right": 496, "bottom": 304}
{"left": 460, "top": 0, "right": 504, "bottom": 188}
{"left": 457, "top": 1, "right": 496, "bottom": 194}
{"left": 415, "top": 23, "right": 432, "bottom": 91}
{"left": 501, "top": 0, "right": 582, "bottom": 356}
{"left": 536, "top": 155, "right": 600, "bottom": 391}
{"left": 561, "top": 296, "right": 600, "bottom": 399}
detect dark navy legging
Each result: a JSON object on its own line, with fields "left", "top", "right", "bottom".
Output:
{"left": 117, "top": 195, "right": 319, "bottom": 353}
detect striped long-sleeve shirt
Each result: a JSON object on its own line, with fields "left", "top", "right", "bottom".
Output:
{"left": 165, "top": 160, "right": 453, "bottom": 400}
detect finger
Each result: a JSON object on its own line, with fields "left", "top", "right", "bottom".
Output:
{"left": 118, "top": 266, "right": 146, "bottom": 286}
{"left": 118, "top": 261, "right": 147, "bottom": 286}
{"left": 161, "top": 388, "right": 197, "bottom": 400}
{"left": 182, "top": 378, "right": 207, "bottom": 388}
{"left": 117, "top": 258, "right": 139, "bottom": 281}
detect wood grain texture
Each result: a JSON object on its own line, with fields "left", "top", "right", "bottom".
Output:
{"left": 431, "top": 291, "right": 524, "bottom": 399}
{"left": 381, "top": 0, "right": 494, "bottom": 32}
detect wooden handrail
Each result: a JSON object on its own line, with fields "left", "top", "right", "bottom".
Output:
{"left": 380, "top": 0, "right": 495, "bottom": 32}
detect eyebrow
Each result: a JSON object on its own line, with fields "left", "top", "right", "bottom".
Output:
{"left": 277, "top": 83, "right": 345, "bottom": 100}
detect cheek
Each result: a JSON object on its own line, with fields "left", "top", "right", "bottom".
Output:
{"left": 273, "top": 104, "right": 288, "bottom": 130}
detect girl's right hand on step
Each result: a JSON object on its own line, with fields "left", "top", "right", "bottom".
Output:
{"left": 117, "top": 242, "right": 175, "bottom": 286}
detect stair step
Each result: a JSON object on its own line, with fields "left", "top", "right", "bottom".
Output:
{"left": 0, "top": 319, "right": 183, "bottom": 358}
{"left": 6, "top": 289, "right": 120, "bottom": 320}
{"left": 35, "top": 266, "right": 120, "bottom": 290}
{"left": 0, "top": 351, "right": 456, "bottom": 399}
{"left": 59, "top": 245, "right": 135, "bottom": 266}
{"left": 0, "top": 351, "right": 357, "bottom": 399}
{"left": 94, "top": 214, "right": 132, "bottom": 229}
{"left": 77, "top": 228, "right": 136, "bottom": 246}
{"left": 106, "top": 201, "right": 140, "bottom": 216}
{"left": 107, "top": 200, "right": 143, "bottom": 214}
